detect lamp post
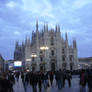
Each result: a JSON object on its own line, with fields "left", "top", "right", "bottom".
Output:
{"left": 26, "top": 59, "right": 31, "bottom": 70}
{"left": 40, "top": 46, "right": 49, "bottom": 71}
{"left": 31, "top": 53, "right": 37, "bottom": 71}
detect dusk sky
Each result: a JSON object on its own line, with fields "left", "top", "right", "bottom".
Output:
{"left": 0, "top": 0, "right": 92, "bottom": 60}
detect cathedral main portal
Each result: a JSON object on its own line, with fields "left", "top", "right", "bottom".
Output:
{"left": 51, "top": 63, "right": 55, "bottom": 71}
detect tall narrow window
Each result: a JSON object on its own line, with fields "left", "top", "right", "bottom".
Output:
{"left": 40, "top": 57, "right": 43, "bottom": 62}
{"left": 51, "top": 37, "right": 54, "bottom": 45}
{"left": 70, "top": 55, "right": 72, "bottom": 61}
{"left": 32, "top": 57, "right": 34, "bottom": 61}
{"left": 62, "top": 55, "right": 65, "bottom": 61}
{"left": 51, "top": 50, "right": 54, "bottom": 55}
{"left": 62, "top": 49, "right": 64, "bottom": 54}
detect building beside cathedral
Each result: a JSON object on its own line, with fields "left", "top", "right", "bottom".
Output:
{"left": 14, "top": 21, "right": 78, "bottom": 71}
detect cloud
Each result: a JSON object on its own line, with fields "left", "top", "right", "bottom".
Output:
{"left": 72, "top": 0, "right": 92, "bottom": 10}
{"left": 14, "top": 31, "right": 20, "bottom": 35}
{"left": 0, "top": 0, "right": 92, "bottom": 59}
{"left": 6, "top": 1, "right": 17, "bottom": 8}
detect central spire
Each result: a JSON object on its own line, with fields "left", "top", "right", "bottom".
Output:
{"left": 36, "top": 20, "right": 38, "bottom": 32}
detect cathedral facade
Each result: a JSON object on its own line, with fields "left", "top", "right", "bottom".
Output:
{"left": 14, "top": 21, "right": 78, "bottom": 71}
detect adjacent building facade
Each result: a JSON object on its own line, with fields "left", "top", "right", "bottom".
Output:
{"left": 14, "top": 21, "right": 78, "bottom": 71}
{"left": 78, "top": 57, "right": 92, "bottom": 69}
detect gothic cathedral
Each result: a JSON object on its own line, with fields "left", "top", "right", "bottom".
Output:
{"left": 14, "top": 21, "right": 78, "bottom": 71}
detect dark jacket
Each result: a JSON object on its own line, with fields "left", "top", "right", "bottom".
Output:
{"left": 80, "top": 72, "right": 87, "bottom": 86}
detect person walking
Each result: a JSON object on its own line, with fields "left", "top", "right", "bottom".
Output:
{"left": 56, "top": 69, "right": 64, "bottom": 90}
{"left": 43, "top": 71, "right": 49, "bottom": 89}
{"left": 22, "top": 72, "right": 28, "bottom": 92}
{"left": 66, "top": 71, "right": 72, "bottom": 88}
{"left": 49, "top": 71, "right": 54, "bottom": 86}
{"left": 0, "top": 73, "right": 12, "bottom": 92}
{"left": 38, "top": 71, "right": 44, "bottom": 92}
{"left": 79, "top": 69, "right": 87, "bottom": 92}
{"left": 31, "top": 72, "right": 38, "bottom": 92}
{"left": 87, "top": 69, "right": 92, "bottom": 92}
{"left": 15, "top": 72, "right": 20, "bottom": 82}
{"left": 8, "top": 73, "right": 15, "bottom": 92}
{"left": 63, "top": 70, "right": 66, "bottom": 87}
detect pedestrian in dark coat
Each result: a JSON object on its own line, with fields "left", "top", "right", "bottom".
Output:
{"left": 66, "top": 71, "right": 72, "bottom": 88}
{"left": 63, "top": 70, "right": 66, "bottom": 87}
{"left": 56, "top": 69, "right": 64, "bottom": 89}
{"left": 15, "top": 72, "right": 20, "bottom": 82}
{"left": 43, "top": 72, "right": 49, "bottom": 89}
{"left": 0, "top": 73, "right": 12, "bottom": 92}
{"left": 8, "top": 73, "right": 15, "bottom": 92}
{"left": 79, "top": 69, "right": 87, "bottom": 92}
{"left": 38, "top": 72, "right": 44, "bottom": 92}
{"left": 87, "top": 69, "right": 92, "bottom": 92}
{"left": 31, "top": 72, "right": 38, "bottom": 92}
{"left": 49, "top": 71, "right": 54, "bottom": 86}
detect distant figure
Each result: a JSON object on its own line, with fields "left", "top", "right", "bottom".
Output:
{"left": 49, "top": 71, "right": 54, "bottom": 86}
{"left": 38, "top": 71, "right": 44, "bottom": 92}
{"left": 66, "top": 71, "right": 72, "bottom": 88}
{"left": 21, "top": 72, "right": 24, "bottom": 82}
{"left": 55, "top": 71, "right": 58, "bottom": 86}
{"left": 31, "top": 72, "right": 38, "bottom": 92}
{"left": 43, "top": 71, "right": 49, "bottom": 89}
{"left": 8, "top": 73, "right": 15, "bottom": 92}
{"left": 79, "top": 69, "right": 87, "bottom": 92}
{"left": 87, "top": 69, "right": 92, "bottom": 92}
{"left": 15, "top": 72, "right": 20, "bottom": 82}
{"left": 22, "top": 71, "right": 28, "bottom": 92}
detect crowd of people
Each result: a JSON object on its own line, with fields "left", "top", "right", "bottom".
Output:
{"left": 20, "top": 69, "right": 72, "bottom": 92}
{"left": 0, "top": 69, "right": 92, "bottom": 92}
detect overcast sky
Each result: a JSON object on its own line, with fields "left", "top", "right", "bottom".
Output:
{"left": 0, "top": 0, "right": 92, "bottom": 60}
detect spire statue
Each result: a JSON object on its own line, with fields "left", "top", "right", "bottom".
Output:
{"left": 73, "top": 40, "right": 77, "bottom": 48}
{"left": 15, "top": 40, "right": 19, "bottom": 49}
{"left": 36, "top": 20, "right": 38, "bottom": 32}
{"left": 56, "top": 24, "right": 58, "bottom": 32}
{"left": 46, "top": 24, "right": 48, "bottom": 31}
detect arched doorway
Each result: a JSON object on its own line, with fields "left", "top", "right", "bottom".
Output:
{"left": 31, "top": 64, "right": 36, "bottom": 72}
{"left": 32, "top": 66, "right": 35, "bottom": 72}
{"left": 40, "top": 66, "right": 44, "bottom": 71}
{"left": 70, "top": 63, "right": 73, "bottom": 70}
{"left": 51, "top": 63, "right": 55, "bottom": 71}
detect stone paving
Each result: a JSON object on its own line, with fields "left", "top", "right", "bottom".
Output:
{"left": 13, "top": 75, "right": 88, "bottom": 92}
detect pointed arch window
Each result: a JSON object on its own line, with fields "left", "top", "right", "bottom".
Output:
{"left": 51, "top": 37, "right": 54, "bottom": 45}
{"left": 51, "top": 50, "right": 54, "bottom": 56}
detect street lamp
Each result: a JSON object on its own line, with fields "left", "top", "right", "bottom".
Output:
{"left": 31, "top": 53, "right": 37, "bottom": 62}
{"left": 40, "top": 46, "right": 49, "bottom": 50}
{"left": 31, "top": 53, "right": 37, "bottom": 71}
{"left": 31, "top": 54, "right": 37, "bottom": 58}
{"left": 40, "top": 46, "right": 49, "bottom": 71}
{"left": 25, "top": 59, "right": 32, "bottom": 71}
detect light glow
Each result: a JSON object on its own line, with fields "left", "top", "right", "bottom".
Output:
{"left": 26, "top": 59, "right": 31, "bottom": 61}
{"left": 31, "top": 54, "right": 37, "bottom": 57}
{"left": 40, "top": 46, "right": 49, "bottom": 50}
